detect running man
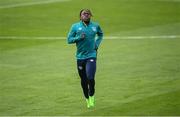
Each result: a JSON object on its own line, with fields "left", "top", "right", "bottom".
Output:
{"left": 67, "top": 9, "right": 103, "bottom": 108}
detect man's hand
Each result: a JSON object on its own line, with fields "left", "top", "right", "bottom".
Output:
{"left": 95, "top": 44, "right": 98, "bottom": 51}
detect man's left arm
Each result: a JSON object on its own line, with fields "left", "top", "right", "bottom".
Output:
{"left": 95, "top": 25, "right": 103, "bottom": 50}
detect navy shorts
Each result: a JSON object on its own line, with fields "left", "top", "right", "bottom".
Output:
{"left": 77, "top": 58, "right": 96, "bottom": 80}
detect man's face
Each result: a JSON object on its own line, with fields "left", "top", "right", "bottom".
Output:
{"left": 80, "top": 11, "right": 91, "bottom": 22}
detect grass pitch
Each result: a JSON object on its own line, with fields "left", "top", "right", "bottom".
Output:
{"left": 0, "top": 0, "right": 180, "bottom": 116}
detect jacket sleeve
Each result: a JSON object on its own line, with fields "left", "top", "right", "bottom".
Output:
{"left": 95, "top": 25, "right": 103, "bottom": 49}
{"left": 67, "top": 25, "right": 82, "bottom": 44}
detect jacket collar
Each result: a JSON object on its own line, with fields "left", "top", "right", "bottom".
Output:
{"left": 80, "top": 20, "right": 91, "bottom": 27}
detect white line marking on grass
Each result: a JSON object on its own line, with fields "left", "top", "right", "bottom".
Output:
{"left": 0, "top": 0, "right": 70, "bottom": 9}
{"left": 0, "top": 36, "right": 66, "bottom": 40}
{"left": 0, "top": 35, "right": 180, "bottom": 40}
{"left": 105, "top": 35, "right": 180, "bottom": 39}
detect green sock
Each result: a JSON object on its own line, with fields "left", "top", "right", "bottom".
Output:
{"left": 86, "top": 99, "right": 90, "bottom": 108}
{"left": 89, "top": 96, "right": 95, "bottom": 107}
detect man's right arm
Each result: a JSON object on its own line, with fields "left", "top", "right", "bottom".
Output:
{"left": 67, "top": 25, "right": 83, "bottom": 44}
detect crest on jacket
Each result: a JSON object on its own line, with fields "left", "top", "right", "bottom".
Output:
{"left": 92, "top": 27, "right": 97, "bottom": 32}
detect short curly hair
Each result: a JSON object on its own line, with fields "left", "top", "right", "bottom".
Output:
{"left": 79, "top": 9, "right": 93, "bottom": 18}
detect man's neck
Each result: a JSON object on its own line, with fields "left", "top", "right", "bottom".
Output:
{"left": 83, "top": 21, "right": 90, "bottom": 26}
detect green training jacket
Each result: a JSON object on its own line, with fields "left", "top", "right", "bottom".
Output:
{"left": 67, "top": 21, "right": 103, "bottom": 60}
